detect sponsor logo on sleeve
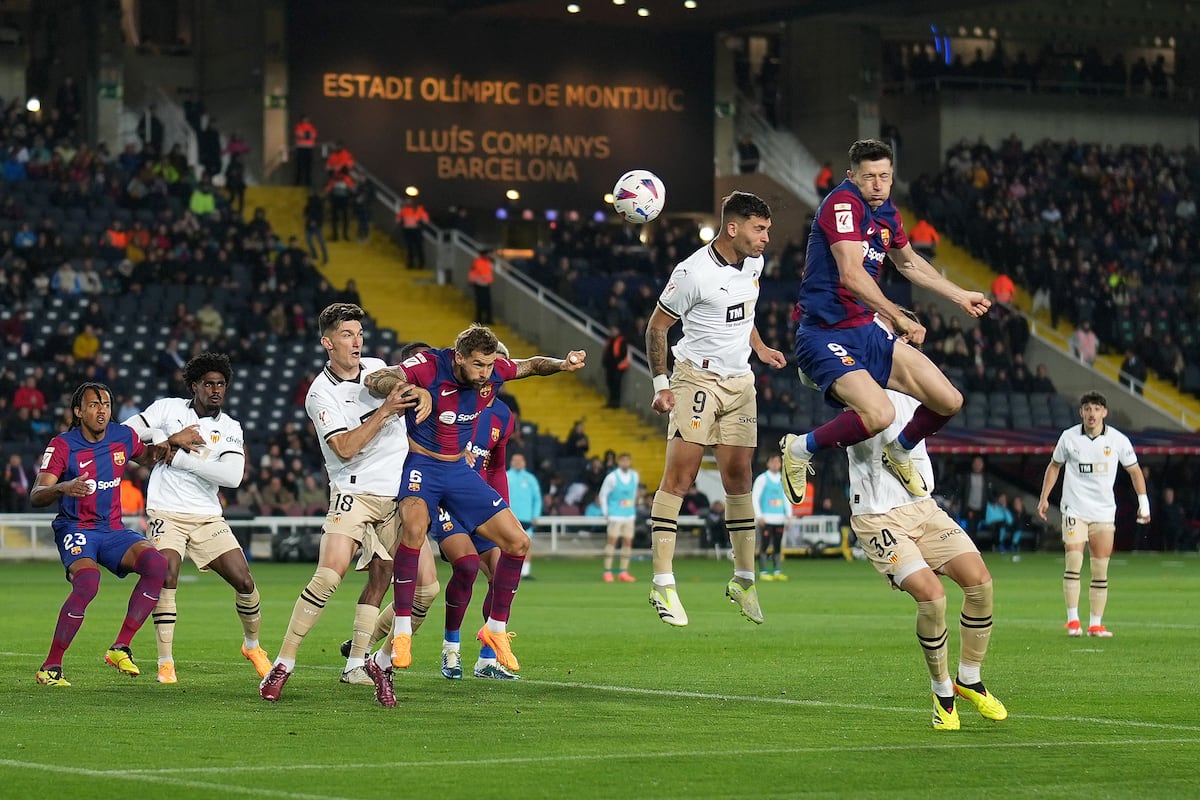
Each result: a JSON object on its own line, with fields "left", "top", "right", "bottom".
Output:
{"left": 835, "top": 210, "right": 853, "bottom": 234}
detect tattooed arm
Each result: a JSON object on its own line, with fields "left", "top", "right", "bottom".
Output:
{"left": 510, "top": 350, "right": 586, "bottom": 379}
{"left": 646, "top": 306, "right": 678, "bottom": 414}
{"left": 364, "top": 367, "right": 410, "bottom": 398}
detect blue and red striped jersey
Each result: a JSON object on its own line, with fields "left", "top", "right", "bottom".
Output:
{"left": 398, "top": 347, "right": 518, "bottom": 456}
{"left": 799, "top": 177, "right": 909, "bottom": 329}
{"left": 39, "top": 424, "right": 145, "bottom": 529}
{"left": 470, "top": 399, "right": 516, "bottom": 500}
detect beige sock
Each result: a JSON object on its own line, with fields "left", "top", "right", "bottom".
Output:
{"left": 153, "top": 587, "right": 177, "bottom": 661}
{"left": 724, "top": 493, "right": 757, "bottom": 575}
{"left": 959, "top": 581, "right": 993, "bottom": 668}
{"left": 278, "top": 567, "right": 340, "bottom": 662}
{"left": 916, "top": 596, "right": 949, "bottom": 684}
{"left": 650, "top": 491, "right": 683, "bottom": 577}
{"left": 234, "top": 587, "right": 261, "bottom": 646}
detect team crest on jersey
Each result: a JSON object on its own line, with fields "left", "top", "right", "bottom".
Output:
{"left": 210, "top": 432, "right": 220, "bottom": 444}
{"left": 1103, "top": 446, "right": 1111, "bottom": 456}
{"left": 689, "top": 416, "right": 702, "bottom": 430}
{"left": 318, "top": 409, "right": 330, "bottom": 424}
{"left": 71, "top": 546, "right": 81, "bottom": 555}
{"left": 491, "top": 426, "right": 501, "bottom": 443}
{"left": 113, "top": 451, "right": 126, "bottom": 466}
{"left": 841, "top": 355, "right": 855, "bottom": 366}
{"left": 408, "top": 482, "right": 421, "bottom": 492}
{"left": 479, "top": 384, "right": 493, "bottom": 399}
{"left": 880, "top": 228, "right": 891, "bottom": 248}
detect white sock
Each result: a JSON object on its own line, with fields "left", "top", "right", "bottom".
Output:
{"left": 275, "top": 657, "right": 296, "bottom": 672}
{"left": 787, "top": 436, "right": 811, "bottom": 459}
{"left": 486, "top": 618, "right": 507, "bottom": 634}
{"left": 372, "top": 649, "right": 391, "bottom": 670}
{"left": 475, "top": 656, "right": 496, "bottom": 668}
{"left": 344, "top": 657, "right": 364, "bottom": 670}
{"left": 244, "top": 638, "right": 259, "bottom": 650}
{"left": 158, "top": 657, "right": 173, "bottom": 666}
{"left": 886, "top": 438, "right": 912, "bottom": 461}
{"left": 1067, "top": 608, "right": 1080, "bottom": 623}
{"left": 733, "top": 570, "right": 755, "bottom": 582}
{"left": 932, "top": 677, "right": 953, "bottom": 697}
{"left": 1089, "top": 614, "right": 1103, "bottom": 628}
{"left": 392, "top": 614, "right": 413, "bottom": 636}
{"left": 652, "top": 573, "right": 676, "bottom": 587}
{"left": 958, "top": 663, "right": 981, "bottom": 685}
{"left": 443, "top": 640, "right": 460, "bottom": 652}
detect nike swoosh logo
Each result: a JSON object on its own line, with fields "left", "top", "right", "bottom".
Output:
{"left": 67, "top": 613, "right": 84, "bottom": 619}
{"left": 142, "top": 592, "right": 158, "bottom": 600}
{"left": 492, "top": 498, "right": 503, "bottom": 506}
{"left": 79, "top": 460, "right": 93, "bottom": 468}
{"left": 396, "top": 579, "right": 414, "bottom": 585}
{"left": 867, "top": 227, "right": 876, "bottom": 235}
{"left": 440, "top": 389, "right": 457, "bottom": 396}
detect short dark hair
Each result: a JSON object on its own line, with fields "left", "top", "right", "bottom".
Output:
{"left": 848, "top": 138, "right": 894, "bottom": 168}
{"left": 720, "top": 191, "right": 771, "bottom": 223}
{"left": 70, "top": 382, "right": 112, "bottom": 429}
{"left": 399, "top": 341, "right": 432, "bottom": 361}
{"left": 318, "top": 302, "right": 364, "bottom": 337}
{"left": 184, "top": 352, "right": 232, "bottom": 388}
{"left": 1079, "top": 391, "right": 1107, "bottom": 408}
{"left": 454, "top": 324, "right": 499, "bottom": 358}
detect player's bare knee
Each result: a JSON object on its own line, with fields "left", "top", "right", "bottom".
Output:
{"left": 504, "top": 531, "right": 531, "bottom": 557}
{"left": 862, "top": 402, "right": 895, "bottom": 434}
{"left": 230, "top": 573, "right": 255, "bottom": 594}
{"left": 942, "top": 387, "right": 964, "bottom": 416}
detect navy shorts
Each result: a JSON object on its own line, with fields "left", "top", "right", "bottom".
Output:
{"left": 53, "top": 521, "right": 145, "bottom": 577}
{"left": 794, "top": 321, "right": 896, "bottom": 407}
{"left": 430, "top": 506, "right": 498, "bottom": 558}
{"left": 398, "top": 452, "right": 509, "bottom": 533}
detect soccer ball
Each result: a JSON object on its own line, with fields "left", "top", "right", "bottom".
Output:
{"left": 611, "top": 169, "right": 666, "bottom": 224}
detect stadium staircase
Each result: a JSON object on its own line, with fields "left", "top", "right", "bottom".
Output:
{"left": 243, "top": 186, "right": 667, "bottom": 483}
{"left": 905, "top": 212, "right": 1200, "bottom": 427}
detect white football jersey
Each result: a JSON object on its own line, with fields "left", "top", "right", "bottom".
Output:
{"left": 1051, "top": 423, "right": 1137, "bottom": 523}
{"left": 847, "top": 390, "right": 934, "bottom": 516}
{"left": 657, "top": 243, "right": 763, "bottom": 377}
{"left": 136, "top": 397, "right": 245, "bottom": 515}
{"left": 305, "top": 357, "right": 409, "bottom": 496}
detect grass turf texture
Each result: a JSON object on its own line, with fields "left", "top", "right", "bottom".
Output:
{"left": 2, "top": 553, "right": 1199, "bottom": 799}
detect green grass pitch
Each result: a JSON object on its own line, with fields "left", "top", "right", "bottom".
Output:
{"left": 2, "top": 552, "right": 1199, "bottom": 799}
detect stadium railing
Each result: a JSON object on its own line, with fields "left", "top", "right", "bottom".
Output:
{"left": 0, "top": 513, "right": 711, "bottom": 561}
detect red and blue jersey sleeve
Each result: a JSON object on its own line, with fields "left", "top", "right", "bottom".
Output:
{"left": 40, "top": 435, "right": 70, "bottom": 479}
{"left": 816, "top": 187, "right": 869, "bottom": 246}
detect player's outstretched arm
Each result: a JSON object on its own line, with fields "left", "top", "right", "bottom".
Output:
{"left": 889, "top": 243, "right": 990, "bottom": 318}
{"left": 831, "top": 240, "right": 924, "bottom": 342}
{"left": 511, "top": 351, "right": 586, "bottom": 379}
